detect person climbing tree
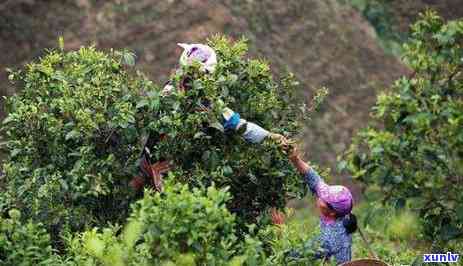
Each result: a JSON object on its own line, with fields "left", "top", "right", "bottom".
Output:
{"left": 284, "top": 143, "right": 357, "bottom": 265}
{"left": 131, "top": 43, "right": 285, "bottom": 192}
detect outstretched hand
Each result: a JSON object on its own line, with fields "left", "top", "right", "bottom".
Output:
{"left": 287, "top": 144, "right": 311, "bottom": 175}
{"left": 287, "top": 142, "right": 300, "bottom": 161}
{"left": 269, "top": 133, "right": 296, "bottom": 152}
{"left": 268, "top": 133, "right": 306, "bottom": 171}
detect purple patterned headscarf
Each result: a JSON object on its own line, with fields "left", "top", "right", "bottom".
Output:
{"left": 318, "top": 184, "right": 353, "bottom": 216}
{"left": 178, "top": 43, "right": 217, "bottom": 73}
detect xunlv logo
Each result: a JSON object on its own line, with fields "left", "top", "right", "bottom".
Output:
{"left": 423, "top": 252, "right": 459, "bottom": 263}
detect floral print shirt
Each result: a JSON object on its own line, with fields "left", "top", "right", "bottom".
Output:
{"left": 304, "top": 168, "right": 352, "bottom": 265}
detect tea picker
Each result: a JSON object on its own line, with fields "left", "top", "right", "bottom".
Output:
{"left": 286, "top": 144, "right": 355, "bottom": 264}
{"left": 270, "top": 140, "right": 388, "bottom": 265}
{"left": 130, "top": 43, "right": 285, "bottom": 192}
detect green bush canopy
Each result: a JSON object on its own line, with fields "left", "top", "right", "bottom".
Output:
{"left": 0, "top": 184, "right": 269, "bottom": 266}
{"left": 0, "top": 36, "right": 321, "bottom": 250}
{"left": 345, "top": 12, "right": 463, "bottom": 244}
{"left": 66, "top": 183, "right": 267, "bottom": 266}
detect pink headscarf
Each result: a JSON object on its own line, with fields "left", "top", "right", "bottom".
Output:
{"left": 318, "top": 183, "right": 353, "bottom": 217}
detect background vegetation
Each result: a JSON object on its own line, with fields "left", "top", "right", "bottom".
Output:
{"left": 344, "top": 11, "right": 463, "bottom": 248}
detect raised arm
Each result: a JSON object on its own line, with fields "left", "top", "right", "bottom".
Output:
{"left": 288, "top": 147, "right": 329, "bottom": 196}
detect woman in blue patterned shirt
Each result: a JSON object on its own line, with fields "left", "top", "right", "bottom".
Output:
{"left": 286, "top": 145, "right": 357, "bottom": 265}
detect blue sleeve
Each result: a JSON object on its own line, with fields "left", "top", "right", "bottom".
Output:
{"left": 303, "top": 168, "right": 323, "bottom": 195}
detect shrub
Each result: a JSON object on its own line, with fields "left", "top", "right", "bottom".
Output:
{"left": 128, "top": 183, "right": 238, "bottom": 264}
{"left": 0, "top": 209, "right": 63, "bottom": 266}
{"left": 1, "top": 46, "right": 148, "bottom": 246}
{"left": 344, "top": 12, "right": 463, "bottom": 244}
{"left": 66, "top": 183, "right": 266, "bottom": 266}
{"left": 257, "top": 213, "right": 323, "bottom": 265}
{"left": 138, "top": 36, "right": 322, "bottom": 224}
{"left": 1, "top": 36, "right": 323, "bottom": 247}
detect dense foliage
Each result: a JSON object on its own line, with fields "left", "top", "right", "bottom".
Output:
{"left": 344, "top": 12, "right": 463, "bottom": 245}
{"left": 1, "top": 46, "right": 148, "bottom": 245}
{"left": 0, "top": 184, "right": 269, "bottom": 266}
{"left": 0, "top": 35, "right": 324, "bottom": 264}
{"left": 139, "top": 37, "right": 316, "bottom": 223}
{"left": 66, "top": 183, "right": 335, "bottom": 266}
{"left": 65, "top": 183, "right": 268, "bottom": 266}
{"left": 0, "top": 209, "right": 62, "bottom": 266}
{"left": 5, "top": 11, "right": 463, "bottom": 263}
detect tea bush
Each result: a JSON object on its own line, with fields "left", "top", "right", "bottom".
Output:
{"left": 344, "top": 12, "right": 463, "bottom": 244}
{"left": 1, "top": 46, "right": 148, "bottom": 246}
{"left": 1, "top": 36, "right": 321, "bottom": 249}
{"left": 0, "top": 209, "right": 63, "bottom": 266}
{"left": 139, "top": 36, "right": 319, "bottom": 224}
{"left": 65, "top": 183, "right": 267, "bottom": 266}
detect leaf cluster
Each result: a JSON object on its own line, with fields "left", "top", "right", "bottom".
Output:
{"left": 63, "top": 183, "right": 267, "bottom": 266}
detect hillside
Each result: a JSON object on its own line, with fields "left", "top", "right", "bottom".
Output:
{"left": 0, "top": 0, "right": 417, "bottom": 168}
